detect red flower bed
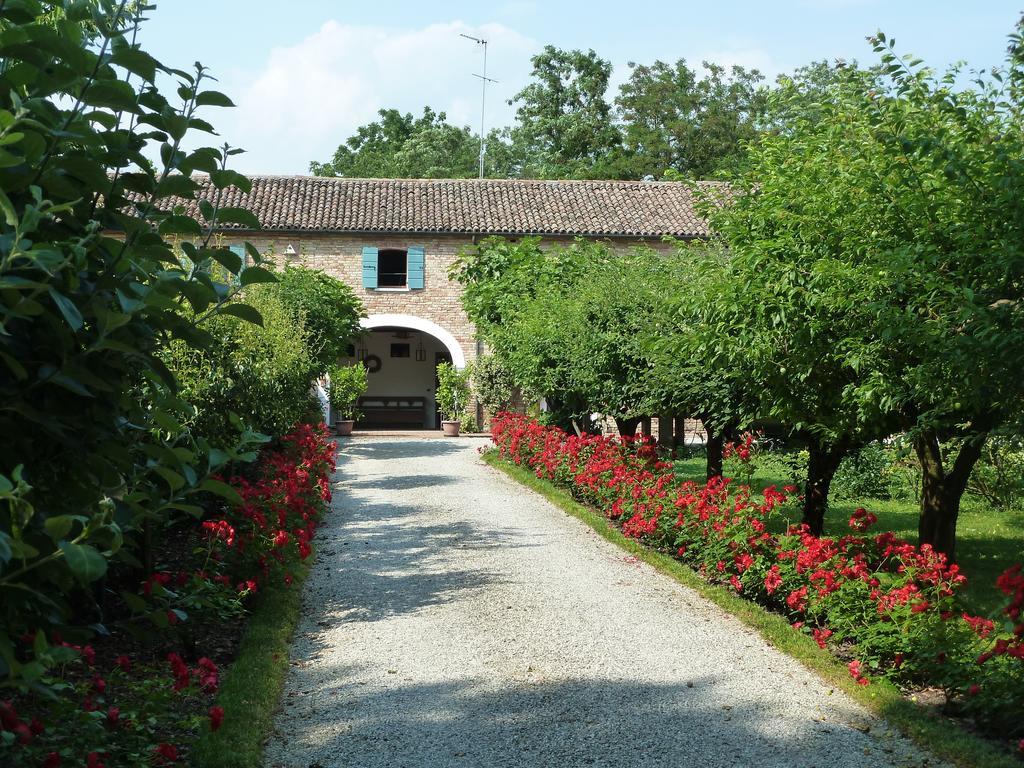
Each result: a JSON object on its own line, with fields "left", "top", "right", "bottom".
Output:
{"left": 492, "top": 413, "right": 1024, "bottom": 745}
{"left": 1, "top": 423, "right": 336, "bottom": 766}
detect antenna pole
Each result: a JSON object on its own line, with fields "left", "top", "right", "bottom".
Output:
{"left": 460, "top": 33, "right": 497, "bottom": 180}
{"left": 479, "top": 40, "right": 487, "bottom": 179}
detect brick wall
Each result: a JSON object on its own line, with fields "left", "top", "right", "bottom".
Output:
{"left": 227, "top": 232, "right": 677, "bottom": 370}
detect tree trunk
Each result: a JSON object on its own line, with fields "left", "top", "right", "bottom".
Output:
{"left": 640, "top": 416, "right": 652, "bottom": 437}
{"left": 705, "top": 424, "right": 725, "bottom": 480}
{"left": 915, "top": 430, "right": 987, "bottom": 562}
{"left": 614, "top": 416, "right": 642, "bottom": 438}
{"left": 672, "top": 416, "right": 687, "bottom": 448}
{"left": 657, "top": 415, "right": 674, "bottom": 450}
{"left": 802, "top": 441, "right": 847, "bottom": 536}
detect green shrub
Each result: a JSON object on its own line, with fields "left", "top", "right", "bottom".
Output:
{"left": 273, "top": 265, "right": 365, "bottom": 374}
{"left": 832, "top": 443, "right": 894, "bottom": 500}
{"left": 967, "top": 433, "right": 1024, "bottom": 511}
{"left": 472, "top": 354, "right": 516, "bottom": 413}
{"left": 459, "top": 412, "right": 480, "bottom": 433}
{"left": 436, "top": 363, "right": 471, "bottom": 421}
{"left": 328, "top": 363, "right": 368, "bottom": 420}
{"left": 0, "top": 2, "right": 272, "bottom": 685}
{"left": 166, "top": 286, "right": 319, "bottom": 446}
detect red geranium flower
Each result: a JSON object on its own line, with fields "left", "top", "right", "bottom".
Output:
{"left": 155, "top": 743, "right": 178, "bottom": 762}
{"left": 209, "top": 705, "right": 225, "bottom": 731}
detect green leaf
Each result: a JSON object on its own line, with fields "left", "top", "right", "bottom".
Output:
{"left": 239, "top": 265, "right": 277, "bottom": 286}
{"left": 209, "top": 247, "right": 242, "bottom": 275}
{"left": 0, "top": 187, "right": 17, "bottom": 226}
{"left": 48, "top": 289, "right": 84, "bottom": 331}
{"left": 217, "top": 303, "right": 263, "bottom": 326}
{"left": 153, "top": 466, "right": 185, "bottom": 492}
{"left": 43, "top": 515, "right": 74, "bottom": 542}
{"left": 199, "top": 478, "right": 243, "bottom": 505}
{"left": 210, "top": 169, "right": 251, "bottom": 193}
{"left": 158, "top": 215, "right": 203, "bottom": 237}
{"left": 110, "top": 46, "right": 159, "bottom": 82}
{"left": 120, "top": 590, "right": 148, "bottom": 613}
{"left": 216, "top": 206, "right": 261, "bottom": 229}
{"left": 195, "top": 90, "right": 235, "bottom": 107}
{"left": 81, "top": 79, "right": 138, "bottom": 111}
{"left": 59, "top": 542, "right": 107, "bottom": 583}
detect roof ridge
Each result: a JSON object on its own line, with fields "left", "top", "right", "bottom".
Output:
{"left": 164, "top": 174, "right": 712, "bottom": 238}
{"left": 188, "top": 173, "right": 712, "bottom": 187}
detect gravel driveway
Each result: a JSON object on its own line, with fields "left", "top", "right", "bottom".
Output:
{"left": 264, "top": 437, "right": 941, "bottom": 768}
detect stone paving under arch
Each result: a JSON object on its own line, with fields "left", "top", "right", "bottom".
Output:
{"left": 264, "top": 436, "right": 943, "bottom": 768}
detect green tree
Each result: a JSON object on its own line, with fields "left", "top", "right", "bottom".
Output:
{"left": 616, "top": 59, "right": 768, "bottom": 179}
{"left": 506, "top": 46, "right": 622, "bottom": 178}
{"left": 703, "top": 26, "right": 1024, "bottom": 557}
{"left": 310, "top": 107, "right": 478, "bottom": 178}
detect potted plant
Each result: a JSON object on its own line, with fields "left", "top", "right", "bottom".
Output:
{"left": 436, "top": 362, "right": 471, "bottom": 437}
{"left": 328, "top": 363, "right": 367, "bottom": 436}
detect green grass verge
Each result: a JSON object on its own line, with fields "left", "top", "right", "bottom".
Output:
{"left": 190, "top": 557, "right": 312, "bottom": 768}
{"left": 672, "top": 455, "right": 1023, "bottom": 615}
{"left": 483, "top": 451, "right": 1018, "bottom": 768}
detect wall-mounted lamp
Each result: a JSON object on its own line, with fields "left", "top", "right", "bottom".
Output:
{"left": 284, "top": 244, "right": 297, "bottom": 257}
{"left": 415, "top": 336, "right": 426, "bottom": 362}
{"left": 356, "top": 345, "right": 368, "bottom": 361}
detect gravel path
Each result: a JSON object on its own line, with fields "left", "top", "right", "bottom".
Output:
{"left": 264, "top": 437, "right": 942, "bottom": 768}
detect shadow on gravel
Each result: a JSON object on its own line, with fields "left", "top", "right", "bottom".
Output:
{"left": 304, "top": 497, "right": 528, "bottom": 626}
{"left": 341, "top": 439, "right": 467, "bottom": 461}
{"left": 344, "top": 474, "right": 459, "bottom": 491}
{"left": 269, "top": 672, "right": 883, "bottom": 768}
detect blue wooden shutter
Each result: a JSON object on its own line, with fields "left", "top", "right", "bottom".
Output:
{"left": 229, "top": 243, "right": 247, "bottom": 269}
{"left": 407, "top": 246, "right": 425, "bottom": 289}
{"left": 362, "top": 246, "right": 378, "bottom": 289}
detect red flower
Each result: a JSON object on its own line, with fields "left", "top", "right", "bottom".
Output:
{"left": 155, "top": 743, "right": 178, "bottom": 762}
{"left": 197, "top": 657, "right": 219, "bottom": 693}
{"left": 968, "top": 684, "right": 981, "bottom": 696}
{"left": 81, "top": 645, "right": 96, "bottom": 666}
{"left": 106, "top": 707, "right": 120, "bottom": 726}
{"left": 0, "top": 700, "right": 17, "bottom": 730}
{"left": 115, "top": 655, "right": 132, "bottom": 672}
{"left": 86, "top": 753, "right": 104, "bottom": 768}
{"left": 764, "top": 566, "right": 783, "bottom": 595}
{"left": 42, "top": 753, "right": 61, "bottom": 768}
{"left": 12, "top": 720, "right": 32, "bottom": 744}
{"left": 166, "top": 610, "right": 179, "bottom": 625}
{"left": 786, "top": 586, "right": 808, "bottom": 612}
{"left": 209, "top": 705, "right": 225, "bottom": 731}
{"left": 812, "top": 628, "right": 832, "bottom": 649}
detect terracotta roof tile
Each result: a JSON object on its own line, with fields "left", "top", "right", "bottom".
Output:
{"left": 173, "top": 176, "right": 715, "bottom": 238}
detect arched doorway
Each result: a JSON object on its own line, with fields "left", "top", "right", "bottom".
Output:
{"left": 351, "top": 314, "right": 466, "bottom": 430}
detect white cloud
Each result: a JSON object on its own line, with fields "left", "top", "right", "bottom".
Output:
{"left": 214, "top": 20, "right": 538, "bottom": 174}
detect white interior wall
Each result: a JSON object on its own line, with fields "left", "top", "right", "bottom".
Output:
{"left": 354, "top": 330, "right": 449, "bottom": 428}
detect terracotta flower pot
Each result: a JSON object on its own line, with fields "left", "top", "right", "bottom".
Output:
{"left": 441, "top": 420, "right": 460, "bottom": 437}
{"left": 336, "top": 420, "right": 355, "bottom": 436}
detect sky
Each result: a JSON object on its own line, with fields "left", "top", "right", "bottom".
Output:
{"left": 137, "top": 1, "right": 1023, "bottom": 175}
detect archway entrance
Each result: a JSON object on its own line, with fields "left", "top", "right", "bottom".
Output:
{"left": 352, "top": 315, "right": 465, "bottom": 430}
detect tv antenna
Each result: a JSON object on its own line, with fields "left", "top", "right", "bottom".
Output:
{"left": 460, "top": 33, "right": 497, "bottom": 179}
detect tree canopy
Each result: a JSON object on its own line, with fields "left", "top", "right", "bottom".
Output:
{"left": 311, "top": 47, "right": 776, "bottom": 180}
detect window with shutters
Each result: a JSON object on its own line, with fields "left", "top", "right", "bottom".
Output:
{"left": 378, "top": 248, "right": 407, "bottom": 287}
{"left": 362, "top": 245, "right": 425, "bottom": 290}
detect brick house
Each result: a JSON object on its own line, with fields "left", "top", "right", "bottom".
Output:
{"left": 190, "top": 176, "right": 711, "bottom": 429}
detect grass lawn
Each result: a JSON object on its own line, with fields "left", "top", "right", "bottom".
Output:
{"left": 672, "top": 454, "right": 1024, "bottom": 616}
